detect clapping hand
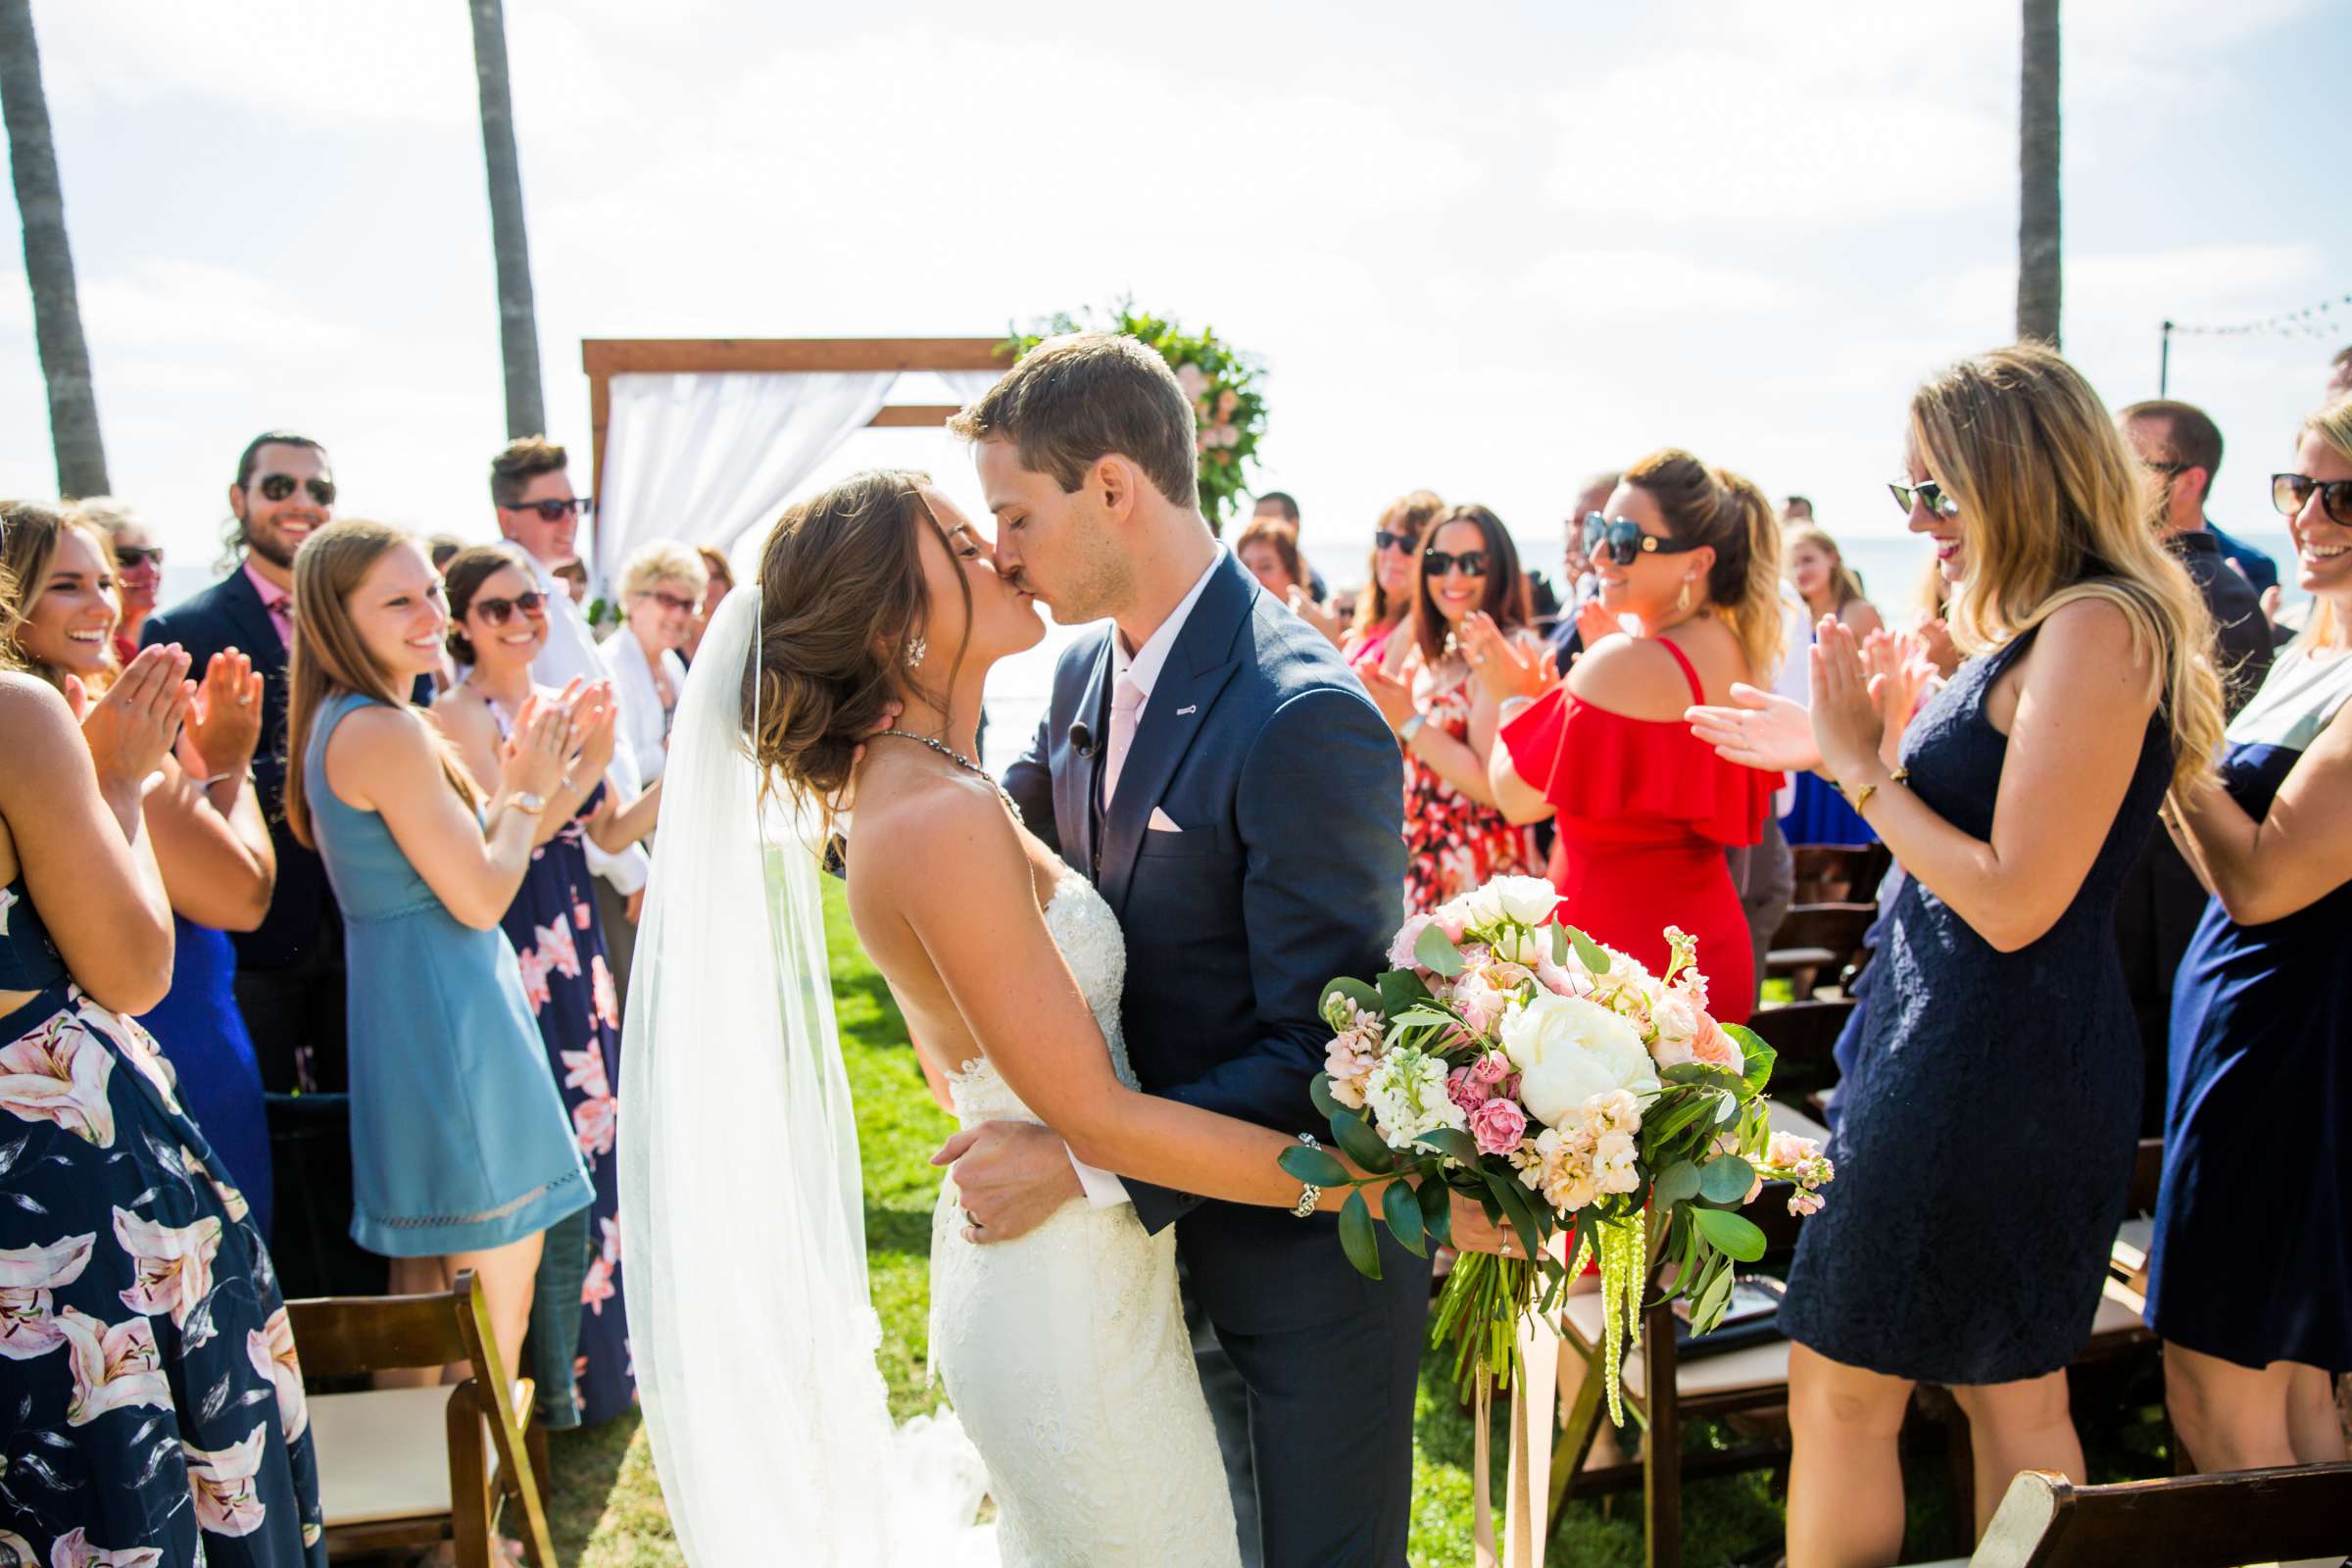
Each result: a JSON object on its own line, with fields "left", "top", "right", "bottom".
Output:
{"left": 182, "top": 649, "right": 265, "bottom": 778}
{"left": 1358, "top": 660, "right": 1420, "bottom": 736}
{"left": 1810, "top": 616, "right": 1886, "bottom": 787}
{"left": 81, "top": 644, "right": 194, "bottom": 791}
{"left": 1459, "top": 612, "right": 1554, "bottom": 705}
{"left": 1860, "top": 627, "right": 1938, "bottom": 767}
{"left": 500, "top": 686, "right": 576, "bottom": 804}
{"left": 566, "top": 680, "right": 619, "bottom": 782}
{"left": 1286, "top": 584, "right": 1346, "bottom": 645}
{"left": 1687, "top": 683, "right": 1820, "bottom": 772}
{"left": 1575, "top": 598, "right": 1622, "bottom": 654}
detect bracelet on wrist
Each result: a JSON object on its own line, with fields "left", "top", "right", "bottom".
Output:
{"left": 1290, "top": 1132, "right": 1324, "bottom": 1218}
{"left": 1398, "top": 712, "right": 1427, "bottom": 746}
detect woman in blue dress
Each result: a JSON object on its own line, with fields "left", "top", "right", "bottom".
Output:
{"left": 1688, "top": 348, "right": 2228, "bottom": 1564}
{"left": 0, "top": 511, "right": 279, "bottom": 1239}
{"left": 2146, "top": 399, "right": 2352, "bottom": 1473}
{"left": 282, "top": 518, "right": 593, "bottom": 1371}
{"left": 435, "top": 545, "right": 660, "bottom": 1430}
{"left": 0, "top": 522, "right": 324, "bottom": 1565}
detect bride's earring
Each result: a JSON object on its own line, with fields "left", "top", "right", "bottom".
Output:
{"left": 904, "top": 634, "right": 927, "bottom": 668}
{"left": 1677, "top": 578, "right": 1693, "bottom": 613}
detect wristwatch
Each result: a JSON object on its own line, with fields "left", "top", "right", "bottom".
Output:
{"left": 511, "top": 791, "right": 548, "bottom": 814}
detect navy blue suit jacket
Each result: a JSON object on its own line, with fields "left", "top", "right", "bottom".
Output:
{"left": 1004, "top": 553, "right": 1417, "bottom": 1333}
{"left": 143, "top": 566, "right": 430, "bottom": 971}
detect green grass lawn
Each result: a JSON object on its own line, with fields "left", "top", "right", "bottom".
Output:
{"left": 547, "top": 880, "right": 1955, "bottom": 1566}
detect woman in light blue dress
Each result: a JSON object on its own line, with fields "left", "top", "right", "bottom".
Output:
{"left": 282, "top": 518, "right": 595, "bottom": 1363}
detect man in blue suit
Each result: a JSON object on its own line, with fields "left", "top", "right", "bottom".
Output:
{"left": 948, "top": 334, "right": 1427, "bottom": 1567}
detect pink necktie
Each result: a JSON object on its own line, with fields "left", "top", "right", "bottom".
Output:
{"left": 1101, "top": 674, "right": 1145, "bottom": 808}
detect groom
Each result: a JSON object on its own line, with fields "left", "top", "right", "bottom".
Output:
{"left": 944, "top": 333, "right": 1430, "bottom": 1566}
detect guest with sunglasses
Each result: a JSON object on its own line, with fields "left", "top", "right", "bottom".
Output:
{"left": 601, "top": 541, "right": 708, "bottom": 786}
{"left": 1339, "top": 490, "right": 1446, "bottom": 672}
{"left": 2144, "top": 396, "right": 2352, "bottom": 1477}
{"left": 1357, "top": 504, "right": 1540, "bottom": 914}
{"left": 143, "top": 434, "right": 428, "bottom": 1132}
{"left": 435, "top": 544, "right": 660, "bottom": 1433}
{"left": 489, "top": 436, "right": 654, "bottom": 998}
{"left": 1474, "top": 451, "right": 1785, "bottom": 1022}
{"left": 70, "top": 497, "right": 164, "bottom": 663}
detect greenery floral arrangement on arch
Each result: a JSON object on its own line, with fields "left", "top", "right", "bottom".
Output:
{"left": 1004, "top": 300, "right": 1268, "bottom": 533}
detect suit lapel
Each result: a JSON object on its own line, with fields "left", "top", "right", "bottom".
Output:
{"left": 1099, "top": 556, "right": 1255, "bottom": 916}
{"left": 1055, "top": 634, "right": 1113, "bottom": 878}
{"left": 219, "top": 566, "right": 282, "bottom": 663}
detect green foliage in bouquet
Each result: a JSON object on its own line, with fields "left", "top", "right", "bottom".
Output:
{"left": 1003, "top": 299, "right": 1268, "bottom": 533}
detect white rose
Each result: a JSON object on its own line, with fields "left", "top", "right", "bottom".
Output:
{"left": 1451, "top": 884, "right": 1505, "bottom": 931}
{"left": 1489, "top": 876, "right": 1561, "bottom": 927}
{"left": 1497, "top": 992, "right": 1660, "bottom": 1129}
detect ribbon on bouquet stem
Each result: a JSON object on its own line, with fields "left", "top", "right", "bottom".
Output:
{"left": 1472, "top": 1231, "right": 1570, "bottom": 1568}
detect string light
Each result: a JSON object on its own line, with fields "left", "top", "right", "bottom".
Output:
{"left": 2164, "top": 293, "right": 2350, "bottom": 341}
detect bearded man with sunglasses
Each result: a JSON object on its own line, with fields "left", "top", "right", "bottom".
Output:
{"left": 489, "top": 436, "right": 652, "bottom": 988}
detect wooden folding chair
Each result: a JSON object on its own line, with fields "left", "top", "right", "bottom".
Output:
{"left": 287, "top": 1269, "right": 558, "bottom": 1567}
{"left": 1745, "top": 998, "right": 1854, "bottom": 1124}
{"left": 1788, "top": 841, "right": 1891, "bottom": 906}
{"left": 1969, "top": 1461, "right": 2352, "bottom": 1566}
{"left": 1764, "top": 903, "right": 1878, "bottom": 999}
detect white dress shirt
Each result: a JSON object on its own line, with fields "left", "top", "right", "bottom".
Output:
{"left": 1068, "top": 549, "right": 1228, "bottom": 1208}
{"left": 522, "top": 553, "right": 651, "bottom": 896}
{"left": 599, "top": 629, "right": 685, "bottom": 785}
{"left": 1769, "top": 584, "right": 1812, "bottom": 819}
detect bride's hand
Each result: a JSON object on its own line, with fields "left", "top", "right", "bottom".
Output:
{"left": 1686, "top": 684, "right": 1820, "bottom": 773}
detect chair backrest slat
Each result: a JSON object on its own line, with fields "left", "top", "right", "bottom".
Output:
{"left": 283, "top": 1292, "right": 466, "bottom": 1380}
{"left": 1975, "top": 1463, "right": 2352, "bottom": 1566}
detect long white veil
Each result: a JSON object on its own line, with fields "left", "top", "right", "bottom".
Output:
{"left": 618, "top": 583, "right": 990, "bottom": 1565}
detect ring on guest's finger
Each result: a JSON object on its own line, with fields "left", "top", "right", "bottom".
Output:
{"left": 963, "top": 1208, "right": 983, "bottom": 1230}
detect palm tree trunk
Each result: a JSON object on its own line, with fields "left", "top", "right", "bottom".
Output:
{"left": 468, "top": 0, "right": 546, "bottom": 439}
{"left": 0, "top": 0, "right": 108, "bottom": 497}
{"left": 2016, "top": 0, "right": 2062, "bottom": 347}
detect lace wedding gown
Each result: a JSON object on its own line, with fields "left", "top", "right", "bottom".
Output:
{"left": 929, "top": 872, "right": 1243, "bottom": 1568}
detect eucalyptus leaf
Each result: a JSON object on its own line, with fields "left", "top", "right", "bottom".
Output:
{"left": 1723, "top": 1021, "right": 1775, "bottom": 1090}
{"left": 1383, "top": 1180, "right": 1428, "bottom": 1256}
{"left": 1570, "top": 926, "right": 1612, "bottom": 976}
{"left": 1377, "top": 969, "right": 1433, "bottom": 1015}
{"left": 1279, "top": 1144, "right": 1349, "bottom": 1188}
{"left": 1650, "top": 1160, "right": 1701, "bottom": 1208}
{"left": 1691, "top": 1206, "right": 1768, "bottom": 1262}
{"left": 1550, "top": 922, "right": 1570, "bottom": 967}
{"left": 1698, "top": 1155, "right": 1757, "bottom": 1204}
{"left": 1329, "top": 1110, "right": 1396, "bottom": 1175}
{"left": 1339, "top": 1190, "right": 1383, "bottom": 1280}
{"left": 1415, "top": 921, "right": 1468, "bottom": 977}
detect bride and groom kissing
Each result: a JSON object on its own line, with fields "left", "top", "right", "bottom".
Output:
{"left": 622, "top": 332, "right": 1467, "bottom": 1566}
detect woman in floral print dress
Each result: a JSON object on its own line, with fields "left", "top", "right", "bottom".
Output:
{"left": 0, "top": 606, "right": 323, "bottom": 1564}
{"left": 1357, "top": 504, "right": 1541, "bottom": 914}
{"left": 435, "top": 547, "right": 660, "bottom": 1430}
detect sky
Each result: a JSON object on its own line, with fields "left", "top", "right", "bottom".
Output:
{"left": 4, "top": 0, "right": 2348, "bottom": 599}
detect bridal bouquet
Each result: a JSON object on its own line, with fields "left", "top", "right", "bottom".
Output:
{"left": 1284, "top": 876, "right": 1834, "bottom": 1423}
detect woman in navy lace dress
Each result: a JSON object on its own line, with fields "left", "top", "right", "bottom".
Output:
{"left": 1698, "top": 350, "right": 2228, "bottom": 1564}
{"left": 0, "top": 553, "right": 324, "bottom": 1565}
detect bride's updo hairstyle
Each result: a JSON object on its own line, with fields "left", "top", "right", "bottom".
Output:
{"left": 745, "top": 468, "right": 972, "bottom": 806}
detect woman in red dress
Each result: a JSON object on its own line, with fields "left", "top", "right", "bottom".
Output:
{"left": 1468, "top": 450, "right": 1783, "bottom": 1021}
{"left": 1359, "top": 504, "right": 1543, "bottom": 915}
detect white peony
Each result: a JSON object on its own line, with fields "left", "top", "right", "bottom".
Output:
{"left": 1489, "top": 876, "right": 1562, "bottom": 927}
{"left": 1497, "top": 992, "right": 1660, "bottom": 1129}
{"left": 1361, "top": 1047, "right": 1469, "bottom": 1150}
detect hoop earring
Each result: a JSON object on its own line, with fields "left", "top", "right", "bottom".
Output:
{"left": 1676, "top": 580, "right": 1692, "bottom": 613}
{"left": 905, "top": 635, "right": 927, "bottom": 668}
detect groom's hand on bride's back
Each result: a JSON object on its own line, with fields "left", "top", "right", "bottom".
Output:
{"left": 932, "top": 1120, "right": 1082, "bottom": 1244}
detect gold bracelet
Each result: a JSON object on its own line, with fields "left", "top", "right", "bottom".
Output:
{"left": 1841, "top": 766, "right": 1908, "bottom": 813}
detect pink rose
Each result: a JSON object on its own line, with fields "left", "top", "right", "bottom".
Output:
{"left": 1446, "top": 1066, "right": 1491, "bottom": 1112}
{"left": 1388, "top": 913, "right": 1435, "bottom": 970}
{"left": 1533, "top": 956, "right": 1584, "bottom": 999}
{"left": 1432, "top": 901, "right": 1472, "bottom": 944}
{"left": 1687, "top": 1014, "right": 1741, "bottom": 1072}
{"left": 1471, "top": 1051, "right": 1512, "bottom": 1087}
{"left": 1469, "top": 1097, "right": 1528, "bottom": 1156}
{"left": 1451, "top": 975, "right": 1506, "bottom": 1037}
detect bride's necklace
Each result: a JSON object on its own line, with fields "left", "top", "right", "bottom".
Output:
{"left": 875, "top": 729, "right": 1024, "bottom": 826}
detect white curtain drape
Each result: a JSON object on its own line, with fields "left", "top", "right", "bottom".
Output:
{"left": 594, "top": 370, "right": 898, "bottom": 587}
{"left": 938, "top": 369, "right": 1004, "bottom": 409}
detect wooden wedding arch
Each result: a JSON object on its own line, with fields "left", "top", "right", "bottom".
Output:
{"left": 579, "top": 335, "right": 1014, "bottom": 502}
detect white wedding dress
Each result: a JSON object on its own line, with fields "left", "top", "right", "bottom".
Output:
{"left": 929, "top": 872, "right": 1242, "bottom": 1568}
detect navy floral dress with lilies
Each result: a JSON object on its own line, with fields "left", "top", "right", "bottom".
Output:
{"left": 0, "top": 878, "right": 325, "bottom": 1567}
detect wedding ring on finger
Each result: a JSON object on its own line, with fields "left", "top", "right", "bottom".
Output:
{"left": 962, "top": 1208, "right": 983, "bottom": 1231}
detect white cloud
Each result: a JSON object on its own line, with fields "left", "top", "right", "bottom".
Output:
{"left": 1514, "top": 248, "right": 1785, "bottom": 318}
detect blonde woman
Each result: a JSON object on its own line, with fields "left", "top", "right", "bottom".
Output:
{"left": 2146, "top": 397, "right": 2352, "bottom": 1474}
{"left": 1785, "top": 522, "right": 1884, "bottom": 637}
{"left": 1697, "top": 345, "right": 2226, "bottom": 1563}
{"left": 284, "top": 518, "right": 600, "bottom": 1367}
{"left": 599, "top": 538, "right": 708, "bottom": 784}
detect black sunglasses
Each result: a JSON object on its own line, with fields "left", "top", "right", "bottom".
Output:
{"left": 1582, "top": 513, "right": 1703, "bottom": 566}
{"left": 470, "top": 591, "right": 548, "bottom": 626}
{"left": 113, "top": 544, "right": 166, "bottom": 569}
{"left": 1423, "top": 548, "right": 1490, "bottom": 577}
{"left": 1374, "top": 529, "right": 1417, "bottom": 554}
{"left": 2274, "top": 472, "right": 2352, "bottom": 526}
{"left": 1887, "top": 478, "right": 1960, "bottom": 519}
{"left": 504, "top": 496, "right": 593, "bottom": 521}
{"left": 258, "top": 473, "right": 335, "bottom": 506}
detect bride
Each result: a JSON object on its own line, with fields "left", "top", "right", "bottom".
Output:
{"left": 619, "top": 469, "right": 1373, "bottom": 1565}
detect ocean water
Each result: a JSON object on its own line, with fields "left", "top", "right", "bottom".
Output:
{"left": 156, "top": 524, "right": 2310, "bottom": 779}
